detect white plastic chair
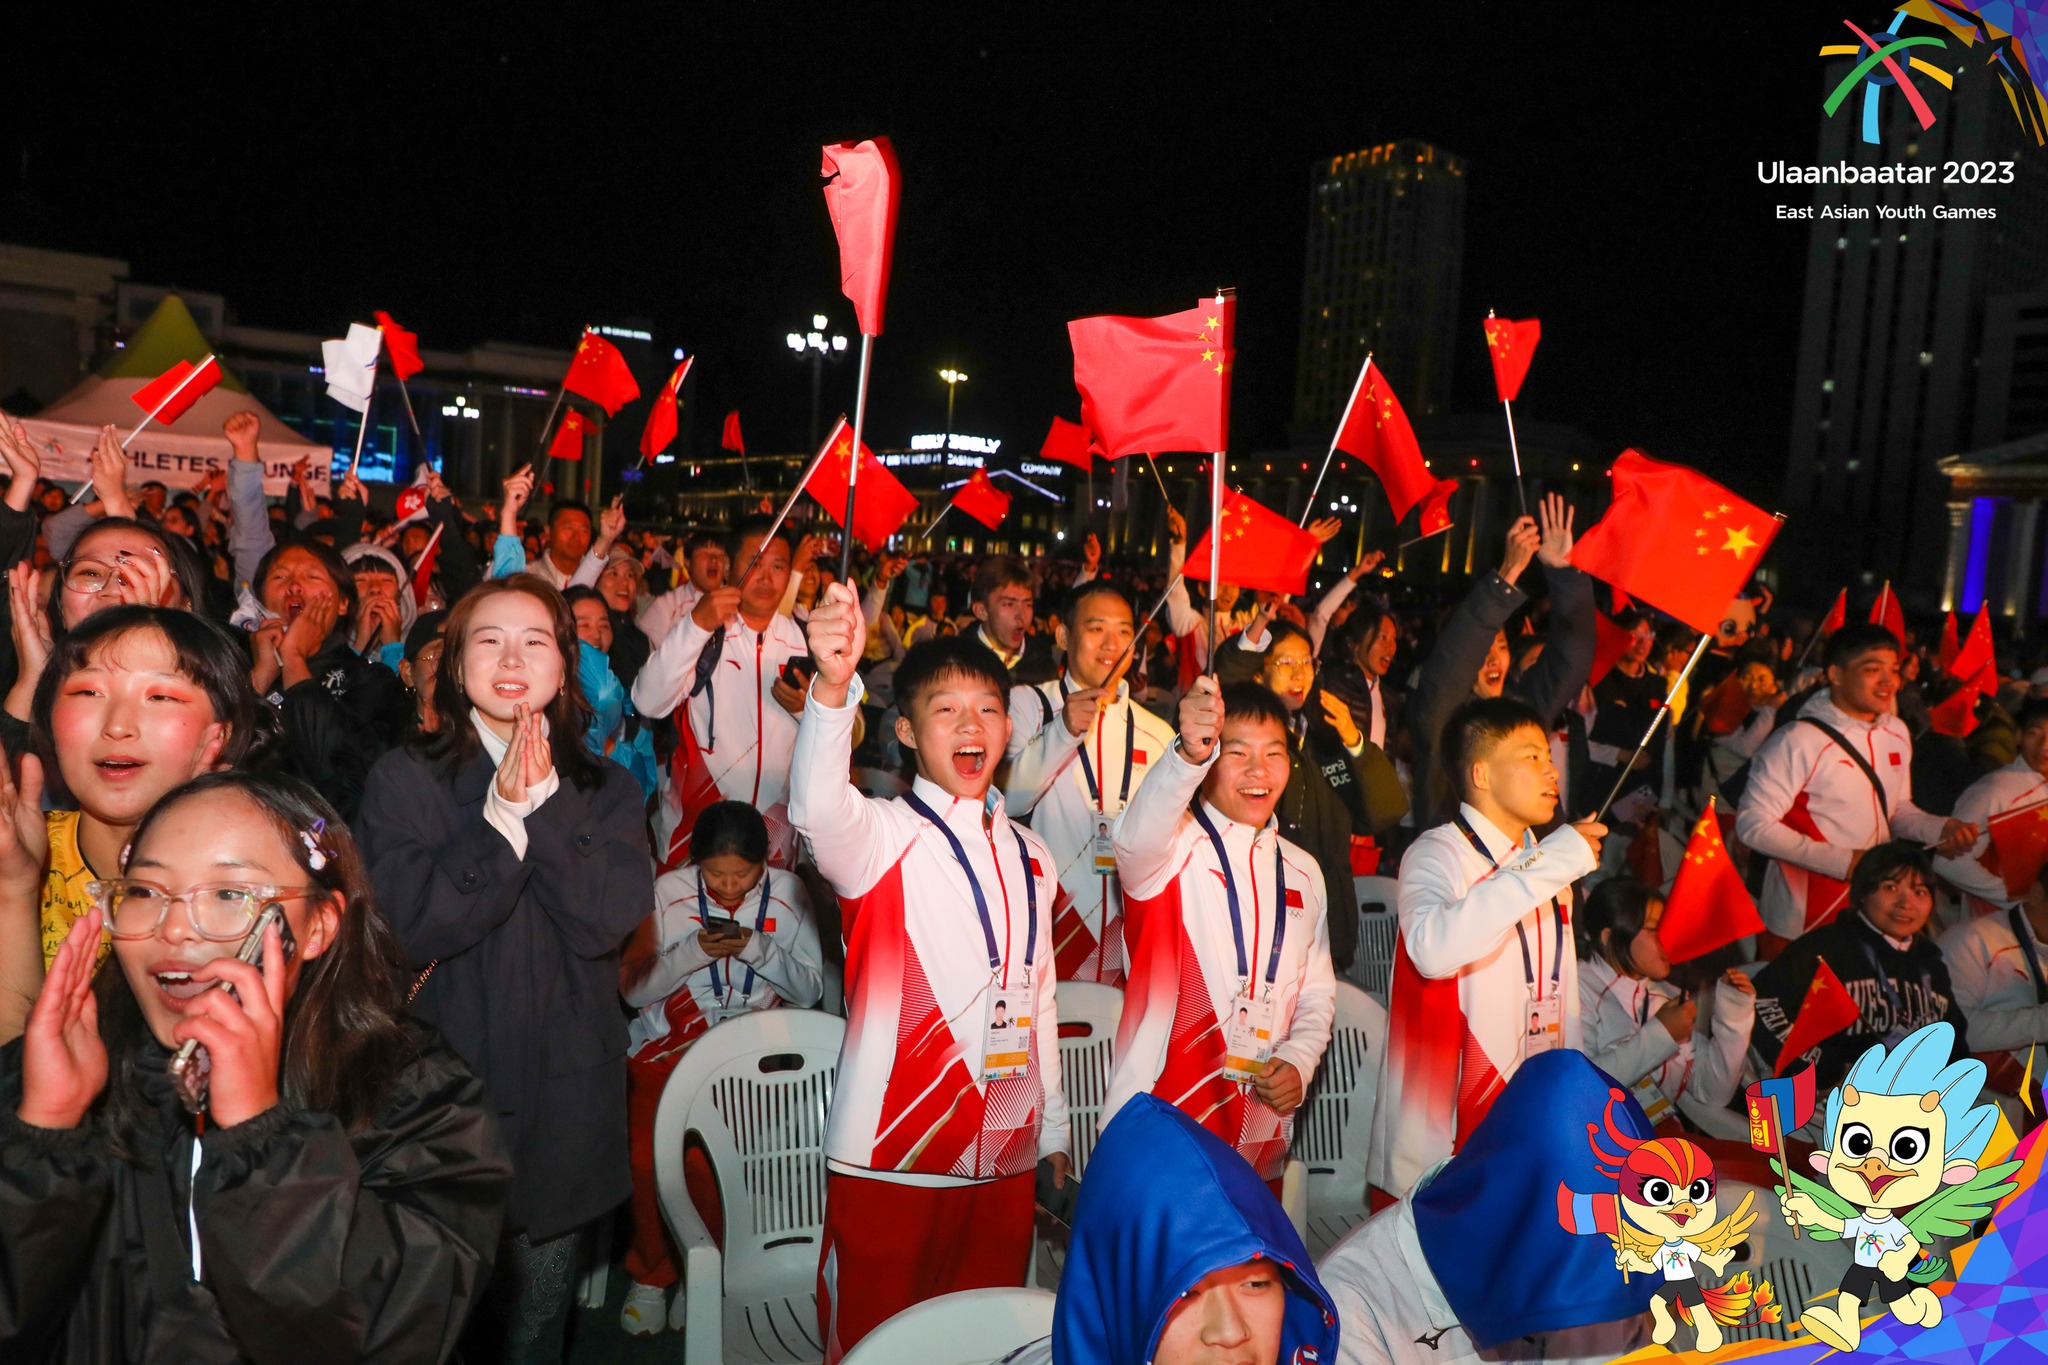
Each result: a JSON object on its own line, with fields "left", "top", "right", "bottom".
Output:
{"left": 1291, "top": 981, "right": 1385, "bottom": 1258}
{"left": 1711, "top": 1178, "right": 1844, "bottom": 1344}
{"left": 1350, "top": 876, "right": 1399, "bottom": 1005}
{"left": 1053, "top": 981, "right": 1124, "bottom": 1178}
{"left": 654, "top": 1008, "right": 846, "bottom": 1365}
{"left": 838, "top": 1288, "right": 1057, "bottom": 1365}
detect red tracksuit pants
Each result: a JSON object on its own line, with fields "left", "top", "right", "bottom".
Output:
{"left": 624, "top": 1045, "right": 723, "bottom": 1287}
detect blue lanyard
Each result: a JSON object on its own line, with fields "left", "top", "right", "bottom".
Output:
{"left": 901, "top": 790, "right": 1038, "bottom": 978}
{"left": 1060, "top": 675, "right": 1136, "bottom": 810}
{"left": 1451, "top": 813, "right": 1564, "bottom": 994}
{"left": 701, "top": 875, "right": 773, "bottom": 1004}
{"left": 1190, "top": 805, "right": 1288, "bottom": 989}
{"left": 2011, "top": 906, "right": 2048, "bottom": 1006}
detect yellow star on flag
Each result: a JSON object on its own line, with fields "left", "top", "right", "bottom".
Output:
{"left": 1206, "top": 316, "right": 1220, "bottom": 329}
{"left": 1721, "top": 525, "right": 1759, "bottom": 558}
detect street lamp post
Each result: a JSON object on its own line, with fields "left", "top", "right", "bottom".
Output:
{"left": 938, "top": 366, "right": 968, "bottom": 459}
{"left": 785, "top": 314, "right": 849, "bottom": 449}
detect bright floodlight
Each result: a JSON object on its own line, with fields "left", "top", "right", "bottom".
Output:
{"left": 832, "top": 335, "right": 848, "bottom": 352}
{"left": 812, "top": 314, "right": 828, "bottom": 329}
{"left": 807, "top": 331, "right": 825, "bottom": 349}
{"left": 786, "top": 333, "right": 804, "bottom": 351}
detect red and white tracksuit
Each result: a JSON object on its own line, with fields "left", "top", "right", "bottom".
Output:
{"left": 1367, "top": 805, "right": 1596, "bottom": 1199}
{"left": 790, "top": 676, "right": 1068, "bottom": 1363}
{"left": 1734, "top": 693, "right": 1946, "bottom": 939}
{"left": 619, "top": 865, "right": 823, "bottom": 1288}
{"left": 1934, "top": 758, "right": 2048, "bottom": 914}
{"left": 1003, "top": 675, "right": 1177, "bottom": 985}
{"left": 1100, "top": 740, "right": 1335, "bottom": 1182}
{"left": 632, "top": 610, "right": 808, "bottom": 869}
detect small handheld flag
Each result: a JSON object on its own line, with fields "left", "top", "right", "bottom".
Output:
{"left": 1746, "top": 1065, "right": 1819, "bottom": 1238}
{"left": 1657, "top": 799, "right": 1765, "bottom": 962}
{"left": 1772, "top": 960, "right": 1861, "bottom": 1077}
{"left": 548, "top": 410, "right": 592, "bottom": 462}
{"left": 79, "top": 355, "right": 224, "bottom": 505}
{"left": 562, "top": 330, "right": 641, "bottom": 416}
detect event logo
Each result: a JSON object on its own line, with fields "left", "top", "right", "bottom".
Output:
{"left": 1821, "top": 5, "right": 2048, "bottom": 147}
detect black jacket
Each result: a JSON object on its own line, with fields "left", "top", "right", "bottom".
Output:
{"left": 261, "top": 630, "right": 411, "bottom": 823}
{"left": 358, "top": 744, "right": 653, "bottom": 1241}
{"left": 1275, "top": 714, "right": 1407, "bottom": 974}
{"left": 1405, "top": 565, "right": 1596, "bottom": 822}
{"left": 0, "top": 1029, "right": 508, "bottom": 1365}
{"left": 1752, "top": 911, "right": 1970, "bottom": 1094}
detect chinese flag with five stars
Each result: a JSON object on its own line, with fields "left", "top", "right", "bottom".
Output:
{"left": 639, "top": 356, "right": 691, "bottom": 460}
{"left": 547, "top": 410, "right": 590, "bottom": 461}
{"left": 1184, "top": 489, "right": 1322, "bottom": 597}
{"left": 1819, "top": 588, "right": 1846, "bottom": 635}
{"left": 821, "top": 137, "right": 902, "bottom": 336}
{"left": 1772, "top": 959, "right": 1863, "bottom": 1076}
{"left": 1988, "top": 796, "right": 2048, "bottom": 897}
{"left": 1869, "top": 580, "right": 1905, "bottom": 646}
{"left": 374, "top": 311, "right": 424, "bottom": 381}
{"left": 132, "top": 356, "right": 222, "bottom": 425}
{"left": 952, "top": 468, "right": 1011, "bottom": 530}
{"left": 721, "top": 411, "right": 744, "bottom": 454}
{"left": 1040, "top": 415, "right": 1096, "bottom": 471}
{"left": 1948, "top": 607, "right": 1992, "bottom": 681}
{"left": 1332, "top": 356, "right": 1436, "bottom": 522}
{"left": 1483, "top": 315, "right": 1541, "bottom": 403}
{"left": 1928, "top": 669, "right": 1988, "bottom": 738}
{"left": 1571, "top": 450, "right": 1779, "bottom": 635}
{"left": 562, "top": 330, "right": 641, "bottom": 416}
{"left": 1657, "top": 802, "right": 1765, "bottom": 962}
{"left": 805, "top": 416, "right": 919, "bottom": 550}
{"left": 1417, "top": 477, "right": 1457, "bottom": 538}
{"left": 1068, "top": 297, "right": 1234, "bottom": 456}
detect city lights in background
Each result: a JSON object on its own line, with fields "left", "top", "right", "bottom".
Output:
{"left": 440, "top": 394, "right": 482, "bottom": 419}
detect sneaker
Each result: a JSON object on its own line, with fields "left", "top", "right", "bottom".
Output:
{"left": 668, "top": 1286, "right": 688, "bottom": 1333}
{"left": 620, "top": 1281, "right": 668, "bottom": 1336}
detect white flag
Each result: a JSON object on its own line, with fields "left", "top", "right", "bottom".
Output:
{"left": 322, "top": 323, "right": 381, "bottom": 413}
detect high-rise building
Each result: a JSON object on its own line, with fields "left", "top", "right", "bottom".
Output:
{"left": 1779, "top": 49, "right": 2048, "bottom": 599}
{"left": 1291, "top": 141, "right": 1467, "bottom": 439}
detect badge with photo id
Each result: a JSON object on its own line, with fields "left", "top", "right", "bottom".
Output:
{"left": 1521, "top": 993, "right": 1562, "bottom": 1062}
{"left": 1092, "top": 816, "right": 1117, "bottom": 874}
{"left": 1223, "top": 991, "right": 1278, "bottom": 1083}
{"left": 981, "top": 984, "right": 1033, "bottom": 1082}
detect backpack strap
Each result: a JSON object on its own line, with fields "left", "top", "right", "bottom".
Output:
{"left": 1797, "top": 716, "right": 1890, "bottom": 820}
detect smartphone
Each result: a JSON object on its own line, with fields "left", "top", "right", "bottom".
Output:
{"left": 169, "top": 902, "right": 299, "bottom": 1113}
{"left": 702, "top": 917, "right": 745, "bottom": 942}
{"left": 780, "top": 658, "right": 817, "bottom": 690}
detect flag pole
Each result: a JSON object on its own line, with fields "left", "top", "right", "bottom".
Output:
{"left": 1143, "top": 451, "right": 1171, "bottom": 502}
{"left": 1393, "top": 521, "right": 1456, "bottom": 553}
{"left": 1771, "top": 1092, "right": 1801, "bottom": 1239}
{"left": 410, "top": 520, "right": 444, "bottom": 581}
{"left": 533, "top": 387, "right": 568, "bottom": 461}
{"left": 1207, "top": 452, "right": 1223, "bottom": 676}
{"left": 917, "top": 502, "right": 954, "bottom": 546}
{"left": 838, "top": 333, "right": 876, "bottom": 584}
{"left": 75, "top": 355, "right": 221, "bottom": 505}
{"left": 1590, "top": 632, "right": 1712, "bottom": 824}
{"left": 1302, "top": 350, "right": 1372, "bottom": 527}
{"left": 347, "top": 364, "right": 380, "bottom": 480}
{"left": 395, "top": 377, "right": 424, "bottom": 441}
{"left": 1490, "top": 312, "right": 1529, "bottom": 518}
{"left": 1101, "top": 571, "right": 1185, "bottom": 682}
{"left": 733, "top": 421, "right": 844, "bottom": 587}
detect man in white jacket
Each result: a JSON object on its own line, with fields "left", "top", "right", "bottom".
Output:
{"left": 794, "top": 586, "right": 1069, "bottom": 1364}
{"left": 1004, "top": 581, "right": 1177, "bottom": 985}
{"left": 1368, "top": 696, "right": 1607, "bottom": 1202}
{"left": 632, "top": 517, "right": 808, "bottom": 869}
{"left": 1735, "top": 623, "right": 1973, "bottom": 942}
{"left": 1935, "top": 697, "right": 2048, "bottom": 913}
{"left": 1101, "top": 675, "right": 1336, "bottom": 1185}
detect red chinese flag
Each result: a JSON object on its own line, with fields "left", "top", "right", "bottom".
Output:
{"left": 1184, "top": 489, "right": 1322, "bottom": 597}
{"left": 721, "top": 410, "right": 745, "bottom": 454}
{"left": 1483, "top": 315, "right": 1541, "bottom": 404}
{"left": 132, "top": 356, "right": 222, "bottom": 426}
{"left": 1929, "top": 666, "right": 1992, "bottom": 739}
{"left": 1332, "top": 356, "right": 1435, "bottom": 522}
{"left": 1068, "top": 297, "right": 1234, "bottom": 456}
{"left": 953, "top": 468, "right": 1011, "bottom": 530}
{"left": 820, "top": 137, "right": 901, "bottom": 337}
{"left": 1988, "top": 797, "right": 2048, "bottom": 897}
{"left": 1937, "top": 613, "right": 1960, "bottom": 673}
{"left": 547, "top": 410, "right": 590, "bottom": 462}
{"left": 806, "top": 417, "right": 919, "bottom": 550}
{"left": 1418, "top": 478, "right": 1457, "bottom": 538}
{"left": 1571, "top": 450, "right": 1779, "bottom": 635}
{"left": 410, "top": 522, "right": 443, "bottom": 604}
{"left": 1698, "top": 670, "right": 1755, "bottom": 737}
{"left": 562, "top": 330, "right": 640, "bottom": 416}
{"left": 1040, "top": 416, "right": 1096, "bottom": 471}
{"left": 373, "top": 311, "right": 424, "bottom": 381}
{"left": 1658, "top": 804, "right": 1765, "bottom": 962}
{"left": 1949, "top": 607, "right": 1992, "bottom": 681}
{"left": 639, "top": 357, "right": 691, "bottom": 461}
{"left": 1773, "top": 959, "right": 1862, "bottom": 1076}
{"left": 1819, "top": 588, "right": 1846, "bottom": 635}
{"left": 1588, "top": 612, "right": 1634, "bottom": 688}
{"left": 1869, "top": 581, "right": 1906, "bottom": 647}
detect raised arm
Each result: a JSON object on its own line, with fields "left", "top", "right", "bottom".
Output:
{"left": 1113, "top": 676, "right": 1215, "bottom": 898}
{"left": 225, "top": 413, "right": 275, "bottom": 597}
{"left": 789, "top": 583, "right": 901, "bottom": 899}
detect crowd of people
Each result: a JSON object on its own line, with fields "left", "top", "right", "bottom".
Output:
{"left": 0, "top": 406, "right": 2041, "bottom": 1365}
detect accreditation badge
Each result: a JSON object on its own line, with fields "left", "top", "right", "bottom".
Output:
{"left": 981, "top": 983, "right": 1033, "bottom": 1082}
{"left": 1223, "top": 990, "right": 1278, "bottom": 1083}
{"left": 1521, "top": 992, "right": 1562, "bottom": 1062}
{"left": 1091, "top": 816, "right": 1117, "bottom": 875}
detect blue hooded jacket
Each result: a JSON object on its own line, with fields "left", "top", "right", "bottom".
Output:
{"left": 1052, "top": 1094, "right": 1338, "bottom": 1365}
{"left": 1412, "top": 1049, "right": 1658, "bottom": 1349}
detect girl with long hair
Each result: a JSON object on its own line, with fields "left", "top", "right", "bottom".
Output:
{"left": 0, "top": 771, "right": 509, "bottom": 1362}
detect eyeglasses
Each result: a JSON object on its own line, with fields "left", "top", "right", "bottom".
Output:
{"left": 1266, "top": 657, "right": 1317, "bottom": 677}
{"left": 89, "top": 880, "right": 319, "bottom": 942}
{"left": 61, "top": 553, "right": 157, "bottom": 595}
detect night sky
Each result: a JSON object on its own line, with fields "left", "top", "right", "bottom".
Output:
{"left": 5, "top": 7, "right": 1825, "bottom": 502}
